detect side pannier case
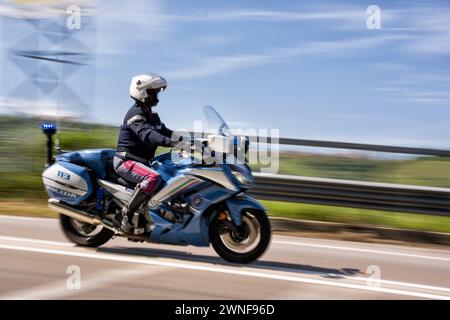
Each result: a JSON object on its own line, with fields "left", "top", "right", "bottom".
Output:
{"left": 42, "top": 162, "right": 93, "bottom": 205}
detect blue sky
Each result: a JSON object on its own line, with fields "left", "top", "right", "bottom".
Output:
{"left": 1, "top": 0, "right": 450, "bottom": 148}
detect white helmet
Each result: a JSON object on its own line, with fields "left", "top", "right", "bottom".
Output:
{"left": 129, "top": 73, "right": 167, "bottom": 103}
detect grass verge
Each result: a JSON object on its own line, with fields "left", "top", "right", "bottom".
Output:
{"left": 261, "top": 200, "right": 450, "bottom": 234}
{"left": 0, "top": 200, "right": 57, "bottom": 218}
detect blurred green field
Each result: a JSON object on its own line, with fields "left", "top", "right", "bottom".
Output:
{"left": 1, "top": 115, "right": 450, "bottom": 233}
{"left": 0, "top": 116, "right": 120, "bottom": 199}
{"left": 251, "top": 151, "right": 450, "bottom": 188}
{"left": 261, "top": 200, "right": 450, "bottom": 233}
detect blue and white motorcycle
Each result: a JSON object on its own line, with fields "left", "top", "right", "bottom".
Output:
{"left": 41, "top": 106, "right": 271, "bottom": 263}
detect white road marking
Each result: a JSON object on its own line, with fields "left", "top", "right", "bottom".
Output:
{"left": 0, "top": 235, "right": 450, "bottom": 292}
{"left": 0, "top": 242, "right": 449, "bottom": 300}
{"left": 273, "top": 240, "right": 450, "bottom": 262}
{"left": 1, "top": 265, "right": 166, "bottom": 300}
{"left": 2, "top": 235, "right": 450, "bottom": 296}
{"left": 0, "top": 235, "right": 73, "bottom": 247}
{"left": 0, "top": 215, "right": 54, "bottom": 222}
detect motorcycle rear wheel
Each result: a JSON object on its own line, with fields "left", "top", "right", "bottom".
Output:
{"left": 59, "top": 214, "right": 114, "bottom": 247}
{"left": 210, "top": 209, "right": 271, "bottom": 263}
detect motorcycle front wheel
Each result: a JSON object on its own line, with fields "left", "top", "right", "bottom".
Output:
{"left": 209, "top": 209, "right": 271, "bottom": 263}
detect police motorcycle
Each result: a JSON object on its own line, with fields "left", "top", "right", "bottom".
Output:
{"left": 41, "top": 106, "right": 271, "bottom": 263}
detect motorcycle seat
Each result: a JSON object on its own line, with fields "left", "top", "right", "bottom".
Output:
{"left": 104, "top": 161, "right": 137, "bottom": 189}
{"left": 56, "top": 148, "right": 137, "bottom": 189}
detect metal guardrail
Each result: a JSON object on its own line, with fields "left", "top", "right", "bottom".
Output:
{"left": 250, "top": 173, "right": 450, "bottom": 217}
{"left": 245, "top": 136, "right": 450, "bottom": 216}
{"left": 267, "top": 137, "right": 450, "bottom": 157}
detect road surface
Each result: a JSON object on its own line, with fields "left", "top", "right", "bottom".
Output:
{"left": 0, "top": 214, "right": 449, "bottom": 300}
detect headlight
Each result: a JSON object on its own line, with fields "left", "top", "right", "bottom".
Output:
{"left": 229, "top": 164, "right": 253, "bottom": 189}
{"left": 231, "top": 170, "right": 248, "bottom": 185}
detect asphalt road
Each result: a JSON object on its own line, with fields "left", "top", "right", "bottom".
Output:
{"left": 0, "top": 214, "right": 449, "bottom": 300}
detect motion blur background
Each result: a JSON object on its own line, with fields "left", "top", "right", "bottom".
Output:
{"left": 1, "top": 0, "right": 450, "bottom": 236}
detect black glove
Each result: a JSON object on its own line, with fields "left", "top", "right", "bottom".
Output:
{"left": 163, "top": 137, "right": 180, "bottom": 148}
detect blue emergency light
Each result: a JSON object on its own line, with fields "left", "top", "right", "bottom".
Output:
{"left": 41, "top": 123, "right": 57, "bottom": 135}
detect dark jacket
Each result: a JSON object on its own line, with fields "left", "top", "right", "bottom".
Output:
{"left": 116, "top": 103, "right": 173, "bottom": 161}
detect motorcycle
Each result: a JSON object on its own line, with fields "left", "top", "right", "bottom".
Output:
{"left": 41, "top": 106, "right": 271, "bottom": 263}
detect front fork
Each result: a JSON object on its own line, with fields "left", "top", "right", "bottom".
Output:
{"left": 221, "top": 195, "right": 266, "bottom": 226}
{"left": 209, "top": 195, "right": 267, "bottom": 237}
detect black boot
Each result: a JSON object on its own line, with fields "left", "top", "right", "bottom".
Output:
{"left": 121, "top": 187, "right": 149, "bottom": 234}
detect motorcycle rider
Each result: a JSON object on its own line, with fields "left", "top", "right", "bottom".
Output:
{"left": 113, "top": 73, "right": 177, "bottom": 233}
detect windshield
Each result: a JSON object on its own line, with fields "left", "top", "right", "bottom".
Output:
{"left": 203, "top": 105, "right": 231, "bottom": 137}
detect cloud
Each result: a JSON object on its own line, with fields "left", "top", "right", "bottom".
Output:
{"left": 372, "top": 85, "right": 450, "bottom": 106}
{"left": 409, "top": 16, "right": 450, "bottom": 54}
{"left": 380, "top": 7, "right": 450, "bottom": 55}
{"left": 163, "top": 9, "right": 367, "bottom": 22}
{"left": 376, "top": 72, "right": 450, "bottom": 89}
{"left": 0, "top": 97, "right": 79, "bottom": 118}
{"left": 163, "top": 6, "right": 450, "bottom": 55}
{"left": 95, "top": 0, "right": 169, "bottom": 56}
{"left": 0, "top": 0, "right": 167, "bottom": 57}
{"left": 164, "top": 34, "right": 411, "bottom": 80}
{"left": 164, "top": 53, "right": 271, "bottom": 79}
{"left": 92, "top": 5, "right": 401, "bottom": 60}
{"left": 324, "top": 113, "right": 412, "bottom": 123}
{"left": 232, "top": 7, "right": 450, "bottom": 56}
{"left": 372, "top": 87, "right": 409, "bottom": 93}
{"left": 362, "top": 62, "right": 450, "bottom": 107}
{"left": 0, "top": 0, "right": 95, "bottom": 19}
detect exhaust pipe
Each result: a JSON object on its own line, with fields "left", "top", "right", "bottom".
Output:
{"left": 48, "top": 199, "right": 122, "bottom": 234}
